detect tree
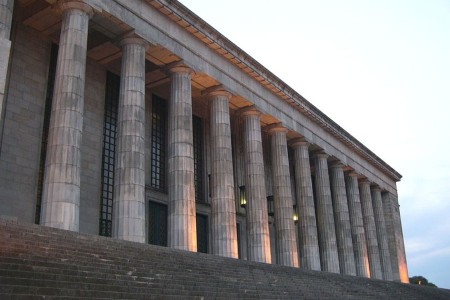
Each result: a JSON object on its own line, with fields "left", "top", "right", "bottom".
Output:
{"left": 409, "top": 276, "right": 437, "bottom": 287}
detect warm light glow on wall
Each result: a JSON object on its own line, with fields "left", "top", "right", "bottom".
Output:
{"left": 399, "top": 262, "right": 409, "bottom": 283}
{"left": 293, "top": 205, "right": 298, "bottom": 224}
{"left": 239, "top": 186, "right": 246, "bottom": 208}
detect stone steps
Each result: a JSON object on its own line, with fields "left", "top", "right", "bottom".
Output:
{"left": 0, "top": 219, "right": 449, "bottom": 299}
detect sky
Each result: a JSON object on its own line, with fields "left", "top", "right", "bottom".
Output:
{"left": 178, "top": 0, "right": 450, "bottom": 288}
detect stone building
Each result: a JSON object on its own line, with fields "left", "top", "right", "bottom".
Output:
{"left": 0, "top": 0, "right": 409, "bottom": 283}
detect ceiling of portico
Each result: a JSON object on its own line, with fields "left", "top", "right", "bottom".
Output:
{"left": 17, "top": 0, "right": 257, "bottom": 111}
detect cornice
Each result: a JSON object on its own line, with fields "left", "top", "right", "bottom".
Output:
{"left": 147, "top": 0, "right": 402, "bottom": 181}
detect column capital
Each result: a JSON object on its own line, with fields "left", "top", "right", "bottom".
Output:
{"left": 289, "top": 137, "right": 309, "bottom": 148}
{"left": 358, "top": 178, "right": 371, "bottom": 186}
{"left": 346, "top": 170, "right": 359, "bottom": 178}
{"left": 202, "top": 85, "right": 233, "bottom": 99}
{"left": 371, "top": 185, "right": 382, "bottom": 192}
{"left": 120, "top": 33, "right": 149, "bottom": 49}
{"left": 313, "top": 151, "right": 329, "bottom": 160}
{"left": 265, "top": 123, "right": 288, "bottom": 135}
{"left": 56, "top": 0, "right": 94, "bottom": 18}
{"left": 329, "top": 161, "right": 344, "bottom": 169}
{"left": 167, "top": 61, "right": 195, "bottom": 76}
{"left": 237, "top": 105, "right": 261, "bottom": 118}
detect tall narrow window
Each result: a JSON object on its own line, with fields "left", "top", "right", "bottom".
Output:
{"left": 148, "top": 201, "right": 168, "bottom": 246}
{"left": 196, "top": 213, "right": 208, "bottom": 253}
{"left": 193, "top": 115, "right": 204, "bottom": 203}
{"left": 35, "top": 44, "right": 58, "bottom": 224}
{"left": 150, "top": 95, "right": 167, "bottom": 191}
{"left": 237, "top": 222, "right": 242, "bottom": 259}
{"left": 99, "top": 72, "right": 120, "bottom": 237}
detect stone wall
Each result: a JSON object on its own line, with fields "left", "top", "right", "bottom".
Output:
{"left": 0, "top": 24, "right": 50, "bottom": 222}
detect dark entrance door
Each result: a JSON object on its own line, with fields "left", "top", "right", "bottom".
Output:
{"left": 148, "top": 201, "right": 167, "bottom": 246}
{"left": 196, "top": 214, "right": 208, "bottom": 253}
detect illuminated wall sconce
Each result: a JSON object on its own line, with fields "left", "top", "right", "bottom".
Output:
{"left": 239, "top": 186, "right": 246, "bottom": 208}
{"left": 267, "top": 196, "right": 274, "bottom": 216}
{"left": 293, "top": 205, "right": 299, "bottom": 225}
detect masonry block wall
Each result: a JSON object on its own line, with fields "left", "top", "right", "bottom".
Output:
{"left": 0, "top": 24, "right": 50, "bottom": 222}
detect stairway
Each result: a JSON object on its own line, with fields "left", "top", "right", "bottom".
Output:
{"left": 0, "top": 219, "right": 448, "bottom": 299}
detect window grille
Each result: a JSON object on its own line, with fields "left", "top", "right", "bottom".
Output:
{"left": 150, "top": 95, "right": 167, "bottom": 191}
{"left": 193, "top": 115, "right": 204, "bottom": 203}
{"left": 99, "top": 72, "right": 120, "bottom": 237}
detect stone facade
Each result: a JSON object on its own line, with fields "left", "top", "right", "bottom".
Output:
{"left": 0, "top": 0, "right": 408, "bottom": 283}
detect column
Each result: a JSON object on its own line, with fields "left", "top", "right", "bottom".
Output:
{"left": 206, "top": 87, "right": 238, "bottom": 258}
{"left": 241, "top": 107, "right": 271, "bottom": 263}
{"left": 329, "top": 162, "right": 356, "bottom": 275}
{"left": 371, "top": 186, "right": 393, "bottom": 280}
{"left": 314, "top": 153, "right": 340, "bottom": 273}
{"left": 0, "top": 0, "right": 14, "bottom": 142}
{"left": 268, "top": 124, "right": 298, "bottom": 267}
{"left": 384, "top": 192, "right": 409, "bottom": 283}
{"left": 345, "top": 172, "right": 370, "bottom": 278}
{"left": 359, "top": 180, "right": 383, "bottom": 279}
{"left": 41, "top": 0, "right": 93, "bottom": 231}
{"left": 112, "top": 35, "right": 147, "bottom": 243}
{"left": 291, "top": 139, "right": 321, "bottom": 271}
{"left": 382, "top": 192, "right": 401, "bottom": 281}
{"left": 167, "top": 63, "right": 197, "bottom": 251}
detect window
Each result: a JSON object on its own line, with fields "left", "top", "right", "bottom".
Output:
{"left": 193, "top": 115, "right": 204, "bottom": 203}
{"left": 35, "top": 44, "right": 58, "bottom": 224}
{"left": 237, "top": 222, "right": 242, "bottom": 259}
{"left": 99, "top": 72, "right": 120, "bottom": 237}
{"left": 148, "top": 201, "right": 168, "bottom": 246}
{"left": 196, "top": 213, "right": 208, "bottom": 253}
{"left": 150, "top": 95, "right": 167, "bottom": 191}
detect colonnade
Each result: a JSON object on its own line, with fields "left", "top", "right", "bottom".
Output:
{"left": 20, "top": 0, "right": 406, "bottom": 283}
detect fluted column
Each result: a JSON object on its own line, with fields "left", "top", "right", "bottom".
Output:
{"left": 291, "top": 139, "right": 321, "bottom": 271}
{"left": 167, "top": 63, "right": 197, "bottom": 251}
{"left": 241, "top": 107, "right": 271, "bottom": 263}
{"left": 314, "top": 153, "right": 340, "bottom": 273}
{"left": 206, "top": 87, "right": 238, "bottom": 258}
{"left": 345, "top": 172, "right": 370, "bottom": 278}
{"left": 0, "top": 0, "right": 14, "bottom": 141}
{"left": 383, "top": 192, "right": 409, "bottom": 283}
{"left": 268, "top": 124, "right": 298, "bottom": 267}
{"left": 359, "top": 180, "right": 383, "bottom": 279}
{"left": 371, "top": 186, "right": 393, "bottom": 280}
{"left": 41, "top": 0, "right": 93, "bottom": 231}
{"left": 0, "top": 0, "right": 13, "bottom": 40}
{"left": 393, "top": 194, "right": 409, "bottom": 283}
{"left": 329, "top": 162, "right": 356, "bottom": 275}
{"left": 112, "top": 35, "right": 147, "bottom": 243}
{"left": 382, "top": 192, "right": 400, "bottom": 281}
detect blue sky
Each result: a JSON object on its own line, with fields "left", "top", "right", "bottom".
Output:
{"left": 178, "top": 0, "right": 450, "bottom": 288}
